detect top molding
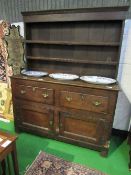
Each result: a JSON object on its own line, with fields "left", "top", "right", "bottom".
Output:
{"left": 22, "top": 6, "right": 129, "bottom": 22}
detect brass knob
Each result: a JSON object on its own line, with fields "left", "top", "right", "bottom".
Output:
{"left": 55, "top": 128, "right": 59, "bottom": 134}
{"left": 66, "top": 96, "right": 72, "bottom": 102}
{"left": 42, "top": 92, "right": 48, "bottom": 98}
{"left": 81, "top": 95, "right": 85, "bottom": 100}
{"left": 59, "top": 123, "right": 63, "bottom": 128}
{"left": 49, "top": 120, "right": 53, "bottom": 126}
{"left": 92, "top": 101, "right": 101, "bottom": 106}
{"left": 20, "top": 90, "right": 26, "bottom": 94}
{"left": 32, "top": 87, "right": 36, "bottom": 91}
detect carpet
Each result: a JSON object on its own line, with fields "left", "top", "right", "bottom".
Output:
{"left": 24, "top": 151, "right": 106, "bottom": 175}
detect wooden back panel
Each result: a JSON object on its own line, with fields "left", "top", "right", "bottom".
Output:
{"left": 22, "top": 7, "right": 128, "bottom": 78}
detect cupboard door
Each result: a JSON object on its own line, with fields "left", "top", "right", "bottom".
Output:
{"left": 58, "top": 111, "right": 111, "bottom": 145}
{"left": 14, "top": 100, "right": 54, "bottom": 135}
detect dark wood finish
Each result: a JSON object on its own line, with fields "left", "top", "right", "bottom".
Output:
{"left": 14, "top": 84, "right": 54, "bottom": 105}
{"left": 14, "top": 99, "right": 54, "bottom": 135}
{"left": 0, "top": 131, "right": 19, "bottom": 175}
{"left": 26, "top": 56, "right": 118, "bottom": 65}
{"left": 25, "top": 40, "right": 120, "bottom": 46}
{"left": 22, "top": 6, "right": 128, "bottom": 22}
{"left": 11, "top": 76, "right": 118, "bottom": 156}
{"left": 24, "top": 18, "right": 123, "bottom": 78}
{"left": 60, "top": 90, "right": 109, "bottom": 113}
{"left": 11, "top": 7, "right": 127, "bottom": 156}
{"left": 58, "top": 111, "right": 111, "bottom": 145}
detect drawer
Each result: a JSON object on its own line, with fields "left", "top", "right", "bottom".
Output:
{"left": 15, "top": 85, "right": 54, "bottom": 105}
{"left": 60, "top": 91, "right": 108, "bottom": 113}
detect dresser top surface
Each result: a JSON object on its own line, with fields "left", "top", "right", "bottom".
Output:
{"left": 11, "top": 75, "right": 120, "bottom": 91}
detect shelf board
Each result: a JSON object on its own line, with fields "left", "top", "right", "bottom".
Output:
{"left": 25, "top": 40, "right": 120, "bottom": 46}
{"left": 26, "top": 56, "right": 118, "bottom": 65}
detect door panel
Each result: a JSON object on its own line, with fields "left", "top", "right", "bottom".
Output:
{"left": 59, "top": 111, "right": 110, "bottom": 145}
{"left": 15, "top": 100, "right": 54, "bottom": 134}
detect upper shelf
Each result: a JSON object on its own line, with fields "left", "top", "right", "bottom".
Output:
{"left": 26, "top": 56, "right": 118, "bottom": 65}
{"left": 25, "top": 40, "right": 120, "bottom": 46}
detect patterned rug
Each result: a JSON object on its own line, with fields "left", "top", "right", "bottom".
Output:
{"left": 24, "top": 151, "right": 106, "bottom": 175}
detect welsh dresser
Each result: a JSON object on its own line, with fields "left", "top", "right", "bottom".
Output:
{"left": 11, "top": 7, "right": 128, "bottom": 156}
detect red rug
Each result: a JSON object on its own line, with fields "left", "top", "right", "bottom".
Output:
{"left": 24, "top": 151, "right": 107, "bottom": 175}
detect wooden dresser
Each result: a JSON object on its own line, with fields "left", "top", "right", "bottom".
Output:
{"left": 11, "top": 7, "right": 128, "bottom": 156}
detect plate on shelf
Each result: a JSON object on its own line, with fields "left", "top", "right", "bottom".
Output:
{"left": 80, "top": 76, "right": 116, "bottom": 85}
{"left": 49, "top": 73, "right": 79, "bottom": 80}
{"left": 21, "top": 70, "right": 48, "bottom": 77}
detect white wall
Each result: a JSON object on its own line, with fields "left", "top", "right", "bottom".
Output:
{"left": 113, "top": 19, "right": 131, "bottom": 131}
{"left": 118, "top": 20, "right": 131, "bottom": 102}
{"left": 12, "top": 21, "right": 131, "bottom": 131}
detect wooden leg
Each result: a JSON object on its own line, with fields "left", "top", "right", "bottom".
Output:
{"left": 11, "top": 144, "right": 19, "bottom": 175}
{"left": 1, "top": 159, "right": 6, "bottom": 175}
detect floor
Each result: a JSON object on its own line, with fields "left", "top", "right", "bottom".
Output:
{"left": 0, "top": 120, "right": 130, "bottom": 175}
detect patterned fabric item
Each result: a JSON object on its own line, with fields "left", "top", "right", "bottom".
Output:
{"left": 0, "top": 21, "right": 9, "bottom": 82}
{"left": 0, "top": 82, "right": 13, "bottom": 120}
{"left": 0, "top": 82, "right": 8, "bottom": 114}
{"left": 24, "top": 151, "right": 107, "bottom": 175}
{"left": 0, "top": 20, "right": 13, "bottom": 84}
{"left": 0, "top": 20, "right": 14, "bottom": 120}
{"left": 3, "top": 88, "right": 13, "bottom": 120}
{"left": 5, "top": 25, "right": 25, "bottom": 75}
{"left": 0, "top": 54, "right": 6, "bottom": 81}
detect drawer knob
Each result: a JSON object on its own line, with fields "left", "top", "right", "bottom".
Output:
{"left": 93, "top": 101, "right": 101, "bottom": 106}
{"left": 20, "top": 90, "right": 26, "bottom": 94}
{"left": 55, "top": 128, "right": 59, "bottom": 134}
{"left": 49, "top": 120, "right": 53, "bottom": 126}
{"left": 81, "top": 95, "right": 85, "bottom": 100}
{"left": 42, "top": 92, "right": 48, "bottom": 98}
{"left": 59, "top": 123, "right": 63, "bottom": 128}
{"left": 32, "top": 87, "right": 36, "bottom": 91}
{"left": 66, "top": 96, "right": 72, "bottom": 102}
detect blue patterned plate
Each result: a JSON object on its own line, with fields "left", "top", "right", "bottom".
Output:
{"left": 21, "top": 70, "right": 48, "bottom": 77}
{"left": 49, "top": 73, "right": 79, "bottom": 80}
{"left": 80, "top": 76, "right": 116, "bottom": 85}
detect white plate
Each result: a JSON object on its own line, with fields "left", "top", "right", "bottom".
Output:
{"left": 80, "top": 76, "right": 116, "bottom": 85}
{"left": 49, "top": 73, "right": 79, "bottom": 80}
{"left": 21, "top": 70, "right": 48, "bottom": 77}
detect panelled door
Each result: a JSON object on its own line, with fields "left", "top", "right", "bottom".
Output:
{"left": 58, "top": 111, "right": 111, "bottom": 146}
{"left": 14, "top": 99, "right": 54, "bottom": 135}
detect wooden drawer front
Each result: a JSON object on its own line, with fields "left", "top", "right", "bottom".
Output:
{"left": 15, "top": 100, "right": 54, "bottom": 133}
{"left": 59, "top": 112, "right": 110, "bottom": 145}
{"left": 60, "top": 91, "right": 108, "bottom": 113}
{"left": 15, "top": 85, "right": 54, "bottom": 104}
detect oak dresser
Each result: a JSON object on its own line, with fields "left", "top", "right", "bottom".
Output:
{"left": 11, "top": 7, "right": 128, "bottom": 156}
